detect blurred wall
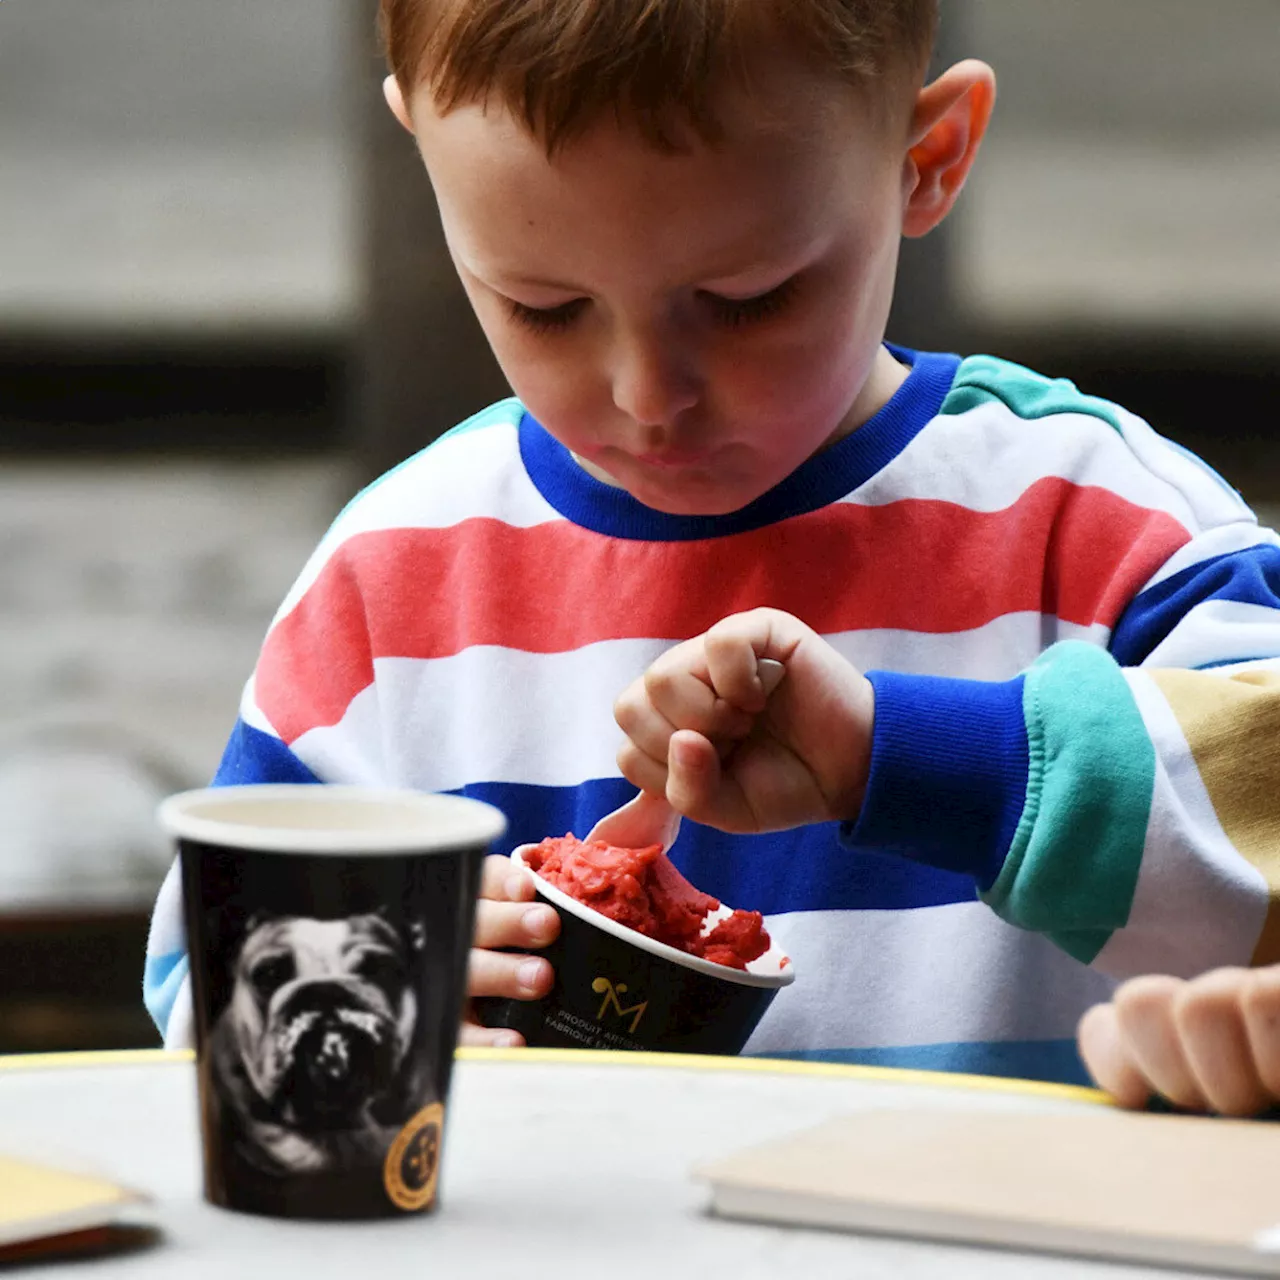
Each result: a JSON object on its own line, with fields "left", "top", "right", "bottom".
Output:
{"left": 959, "top": 0, "right": 1280, "bottom": 336}
{"left": 0, "top": 0, "right": 356, "bottom": 334}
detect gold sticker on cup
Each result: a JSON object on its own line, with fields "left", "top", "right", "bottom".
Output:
{"left": 384, "top": 1101, "right": 445, "bottom": 1211}
{"left": 591, "top": 976, "right": 648, "bottom": 1033}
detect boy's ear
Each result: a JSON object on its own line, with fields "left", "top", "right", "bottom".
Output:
{"left": 383, "top": 74, "right": 415, "bottom": 134}
{"left": 901, "top": 60, "right": 996, "bottom": 239}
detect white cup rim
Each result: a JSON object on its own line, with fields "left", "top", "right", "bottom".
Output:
{"left": 512, "top": 844, "right": 794, "bottom": 989}
{"left": 158, "top": 785, "right": 507, "bottom": 856}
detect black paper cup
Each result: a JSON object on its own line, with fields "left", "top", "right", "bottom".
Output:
{"left": 475, "top": 844, "right": 794, "bottom": 1055}
{"left": 158, "top": 784, "right": 506, "bottom": 1221}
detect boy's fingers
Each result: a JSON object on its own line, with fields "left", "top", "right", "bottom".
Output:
{"left": 1241, "top": 966, "right": 1280, "bottom": 1100}
{"left": 617, "top": 739, "right": 671, "bottom": 795}
{"left": 467, "top": 948, "right": 554, "bottom": 1001}
{"left": 643, "top": 661, "right": 756, "bottom": 740}
{"left": 703, "top": 628, "right": 773, "bottom": 712}
{"left": 665, "top": 730, "right": 753, "bottom": 831}
{"left": 1113, "top": 975, "right": 1207, "bottom": 1111}
{"left": 472, "top": 899, "right": 560, "bottom": 951}
{"left": 702, "top": 609, "right": 805, "bottom": 708}
{"left": 1076, "top": 1002, "right": 1151, "bottom": 1109}
{"left": 1173, "top": 968, "right": 1270, "bottom": 1116}
{"left": 613, "top": 695, "right": 680, "bottom": 769}
{"left": 459, "top": 1020, "right": 524, "bottom": 1049}
{"left": 479, "top": 854, "right": 536, "bottom": 902}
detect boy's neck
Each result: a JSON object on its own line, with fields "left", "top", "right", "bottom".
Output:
{"left": 572, "top": 344, "right": 910, "bottom": 490}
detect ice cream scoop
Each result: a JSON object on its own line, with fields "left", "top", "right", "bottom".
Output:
{"left": 521, "top": 834, "right": 772, "bottom": 970}
{"left": 587, "top": 657, "right": 787, "bottom": 853}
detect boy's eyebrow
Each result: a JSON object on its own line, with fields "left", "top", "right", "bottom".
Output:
{"left": 488, "top": 251, "right": 810, "bottom": 296}
{"left": 479, "top": 227, "right": 826, "bottom": 296}
{"left": 496, "top": 271, "right": 587, "bottom": 292}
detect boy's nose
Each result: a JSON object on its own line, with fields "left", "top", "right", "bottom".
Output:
{"left": 609, "top": 330, "right": 701, "bottom": 431}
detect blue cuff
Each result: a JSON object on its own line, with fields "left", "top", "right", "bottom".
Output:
{"left": 841, "top": 670, "right": 1031, "bottom": 889}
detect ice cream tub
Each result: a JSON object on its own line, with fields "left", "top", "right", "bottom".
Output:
{"left": 474, "top": 840, "right": 794, "bottom": 1056}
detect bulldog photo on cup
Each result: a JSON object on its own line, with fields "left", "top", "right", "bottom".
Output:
{"left": 162, "top": 785, "right": 506, "bottom": 1219}
{"left": 210, "top": 909, "right": 430, "bottom": 1178}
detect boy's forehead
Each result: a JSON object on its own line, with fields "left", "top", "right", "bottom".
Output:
{"left": 410, "top": 69, "right": 898, "bottom": 284}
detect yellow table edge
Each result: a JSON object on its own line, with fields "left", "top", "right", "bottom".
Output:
{"left": 0, "top": 1046, "right": 1107, "bottom": 1106}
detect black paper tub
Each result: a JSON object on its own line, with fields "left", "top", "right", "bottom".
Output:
{"left": 159, "top": 784, "right": 506, "bottom": 1220}
{"left": 475, "top": 844, "right": 794, "bottom": 1055}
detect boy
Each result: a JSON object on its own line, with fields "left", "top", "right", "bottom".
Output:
{"left": 145, "top": 0, "right": 1280, "bottom": 1091}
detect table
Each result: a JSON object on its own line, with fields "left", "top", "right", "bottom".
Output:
{"left": 0, "top": 1048, "right": 1215, "bottom": 1279}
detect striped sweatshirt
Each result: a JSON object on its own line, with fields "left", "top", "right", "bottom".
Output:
{"left": 144, "top": 348, "right": 1280, "bottom": 1085}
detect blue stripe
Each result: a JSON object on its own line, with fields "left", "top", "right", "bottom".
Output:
{"left": 212, "top": 720, "right": 321, "bottom": 787}
{"left": 843, "top": 671, "right": 1029, "bottom": 889}
{"left": 518, "top": 348, "right": 961, "bottom": 541}
{"left": 759, "top": 1038, "right": 1092, "bottom": 1087}
{"left": 458, "top": 779, "right": 977, "bottom": 915}
{"left": 1197, "top": 655, "right": 1275, "bottom": 671}
{"left": 1110, "top": 543, "right": 1280, "bottom": 666}
{"left": 142, "top": 952, "right": 189, "bottom": 1037}
{"left": 204, "top": 727, "right": 977, "bottom": 913}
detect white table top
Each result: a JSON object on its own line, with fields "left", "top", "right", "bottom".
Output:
{"left": 0, "top": 1048, "right": 1219, "bottom": 1279}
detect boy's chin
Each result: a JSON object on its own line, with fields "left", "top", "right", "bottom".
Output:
{"left": 575, "top": 450, "right": 769, "bottom": 516}
{"left": 625, "top": 478, "right": 762, "bottom": 518}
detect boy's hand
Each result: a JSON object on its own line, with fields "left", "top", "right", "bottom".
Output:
{"left": 461, "top": 855, "right": 560, "bottom": 1047}
{"left": 614, "top": 608, "right": 875, "bottom": 833}
{"left": 1078, "top": 966, "right": 1280, "bottom": 1116}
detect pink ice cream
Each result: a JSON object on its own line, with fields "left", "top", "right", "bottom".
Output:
{"left": 522, "top": 834, "right": 771, "bottom": 970}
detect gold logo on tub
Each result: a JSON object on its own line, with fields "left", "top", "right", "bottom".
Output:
{"left": 592, "top": 976, "right": 648, "bottom": 1033}
{"left": 384, "top": 1101, "right": 444, "bottom": 1211}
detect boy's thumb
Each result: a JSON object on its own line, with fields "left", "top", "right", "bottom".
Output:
{"left": 666, "top": 730, "right": 721, "bottom": 818}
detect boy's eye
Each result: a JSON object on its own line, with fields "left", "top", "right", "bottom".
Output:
{"left": 701, "top": 277, "right": 799, "bottom": 328}
{"left": 507, "top": 297, "right": 588, "bottom": 333}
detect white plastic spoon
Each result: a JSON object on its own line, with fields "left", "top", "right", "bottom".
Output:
{"left": 586, "top": 657, "right": 787, "bottom": 853}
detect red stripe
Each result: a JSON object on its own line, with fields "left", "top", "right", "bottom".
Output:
{"left": 257, "top": 478, "right": 1189, "bottom": 742}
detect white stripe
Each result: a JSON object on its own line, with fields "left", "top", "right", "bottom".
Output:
{"left": 287, "top": 618, "right": 1108, "bottom": 793}
{"left": 1141, "top": 599, "right": 1280, "bottom": 670}
{"left": 371, "top": 643, "right": 661, "bottom": 792}
{"left": 1144, "top": 521, "right": 1278, "bottom": 590}
{"left": 239, "top": 672, "right": 278, "bottom": 737}
{"left": 827, "top": 616, "right": 1106, "bottom": 681}
{"left": 291, "top": 683, "right": 387, "bottom": 786}
{"left": 1091, "top": 670, "right": 1269, "bottom": 978}
{"left": 744, "top": 902, "right": 1116, "bottom": 1055}
{"left": 145, "top": 857, "right": 187, "bottom": 958}
{"left": 1113, "top": 408, "right": 1252, "bottom": 530}
{"left": 851, "top": 402, "right": 1202, "bottom": 527}
{"left": 271, "top": 409, "right": 559, "bottom": 627}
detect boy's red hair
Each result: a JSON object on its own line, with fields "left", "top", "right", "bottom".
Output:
{"left": 379, "top": 0, "right": 938, "bottom": 151}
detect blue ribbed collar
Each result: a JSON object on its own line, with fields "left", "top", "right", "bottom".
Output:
{"left": 518, "top": 345, "right": 960, "bottom": 541}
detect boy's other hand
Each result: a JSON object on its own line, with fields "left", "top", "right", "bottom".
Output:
{"left": 614, "top": 607, "right": 875, "bottom": 834}
{"left": 461, "top": 855, "right": 561, "bottom": 1048}
{"left": 1078, "top": 966, "right": 1280, "bottom": 1116}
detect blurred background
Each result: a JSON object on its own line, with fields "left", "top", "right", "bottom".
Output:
{"left": 0, "top": 1, "right": 1277, "bottom": 1052}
